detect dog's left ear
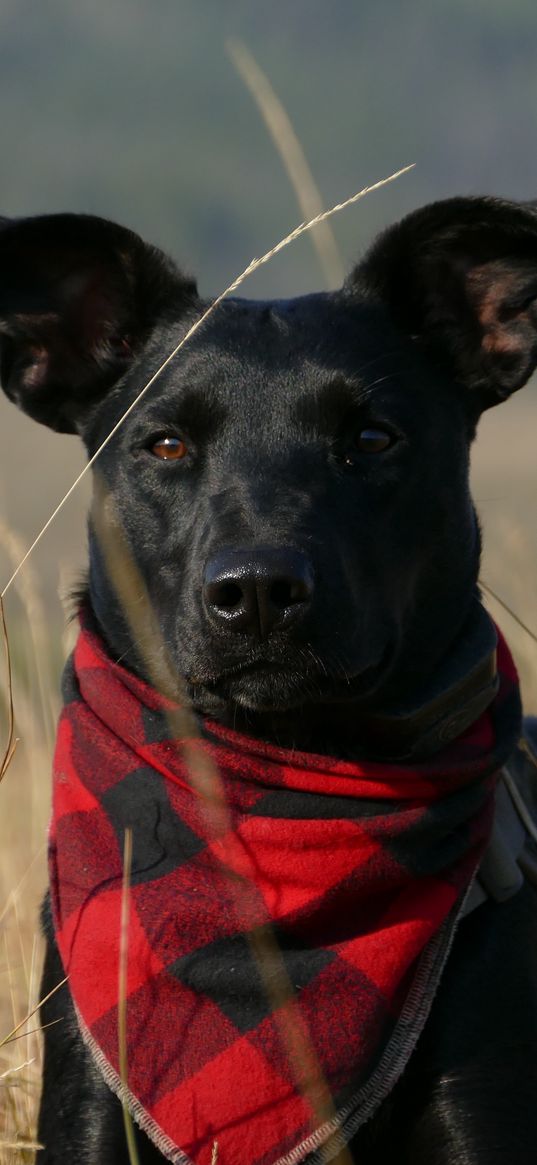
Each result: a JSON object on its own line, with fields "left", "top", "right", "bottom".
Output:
{"left": 0, "top": 214, "right": 197, "bottom": 433}
{"left": 353, "top": 196, "right": 537, "bottom": 412}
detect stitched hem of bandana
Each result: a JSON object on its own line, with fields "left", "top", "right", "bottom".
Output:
{"left": 74, "top": 1005, "right": 193, "bottom": 1165}
{"left": 74, "top": 870, "right": 479, "bottom": 1165}
{"left": 282, "top": 871, "right": 479, "bottom": 1165}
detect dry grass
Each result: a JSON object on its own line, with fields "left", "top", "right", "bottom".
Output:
{"left": 0, "top": 522, "right": 70, "bottom": 1160}
{"left": 0, "top": 632, "right": 53, "bottom": 1160}
{"left": 227, "top": 38, "right": 344, "bottom": 288}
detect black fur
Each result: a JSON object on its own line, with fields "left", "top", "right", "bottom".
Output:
{"left": 2, "top": 197, "right": 536, "bottom": 1163}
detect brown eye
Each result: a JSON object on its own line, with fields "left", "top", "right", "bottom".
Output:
{"left": 150, "top": 436, "right": 188, "bottom": 460}
{"left": 355, "top": 428, "right": 392, "bottom": 453}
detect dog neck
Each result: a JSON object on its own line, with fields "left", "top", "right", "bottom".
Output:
{"left": 220, "top": 599, "right": 499, "bottom": 761}
{"left": 352, "top": 601, "right": 498, "bottom": 759}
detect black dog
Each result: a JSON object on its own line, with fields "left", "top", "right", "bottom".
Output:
{"left": 1, "top": 197, "right": 537, "bottom": 1164}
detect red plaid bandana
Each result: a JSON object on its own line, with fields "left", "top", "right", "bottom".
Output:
{"left": 49, "top": 616, "right": 521, "bottom": 1165}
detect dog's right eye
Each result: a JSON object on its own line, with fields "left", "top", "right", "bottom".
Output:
{"left": 355, "top": 428, "right": 393, "bottom": 453}
{"left": 150, "top": 436, "right": 188, "bottom": 460}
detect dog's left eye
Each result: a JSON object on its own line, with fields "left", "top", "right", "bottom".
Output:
{"left": 150, "top": 436, "right": 188, "bottom": 460}
{"left": 355, "top": 428, "right": 393, "bottom": 453}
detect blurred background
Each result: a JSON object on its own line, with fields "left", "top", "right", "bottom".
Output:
{"left": 1, "top": 1, "right": 536, "bottom": 1154}
{"left": 1, "top": 0, "right": 537, "bottom": 626}
{"left": 1, "top": 0, "right": 537, "bottom": 628}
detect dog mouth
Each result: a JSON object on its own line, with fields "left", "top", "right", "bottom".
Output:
{"left": 187, "top": 647, "right": 393, "bottom": 713}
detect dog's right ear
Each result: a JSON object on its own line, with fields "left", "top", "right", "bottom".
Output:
{"left": 0, "top": 214, "right": 198, "bottom": 433}
{"left": 352, "top": 196, "right": 537, "bottom": 414}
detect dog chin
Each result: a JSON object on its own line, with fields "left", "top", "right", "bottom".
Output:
{"left": 189, "top": 670, "right": 307, "bottom": 714}
{"left": 228, "top": 673, "right": 307, "bottom": 712}
{"left": 189, "top": 655, "right": 391, "bottom": 716}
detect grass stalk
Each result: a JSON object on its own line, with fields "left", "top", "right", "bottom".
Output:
{"left": 1, "top": 163, "right": 413, "bottom": 602}
{"left": 0, "top": 596, "right": 18, "bottom": 781}
{"left": 227, "top": 38, "right": 344, "bottom": 286}
{"left": 118, "top": 827, "right": 141, "bottom": 1165}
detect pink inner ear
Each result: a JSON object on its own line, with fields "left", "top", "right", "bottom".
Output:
{"left": 481, "top": 331, "right": 522, "bottom": 355}
{"left": 22, "top": 344, "right": 51, "bottom": 391}
{"left": 466, "top": 260, "right": 535, "bottom": 356}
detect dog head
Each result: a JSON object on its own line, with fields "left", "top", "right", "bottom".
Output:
{"left": 1, "top": 198, "right": 536, "bottom": 741}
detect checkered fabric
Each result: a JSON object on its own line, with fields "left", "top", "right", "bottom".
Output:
{"left": 49, "top": 614, "right": 521, "bottom": 1165}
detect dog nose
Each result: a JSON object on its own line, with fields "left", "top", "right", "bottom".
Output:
{"left": 203, "top": 547, "right": 314, "bottom": 638}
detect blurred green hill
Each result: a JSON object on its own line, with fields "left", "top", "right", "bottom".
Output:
{"left": 1, "top": 0, "right": 537, "bottom": 296}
